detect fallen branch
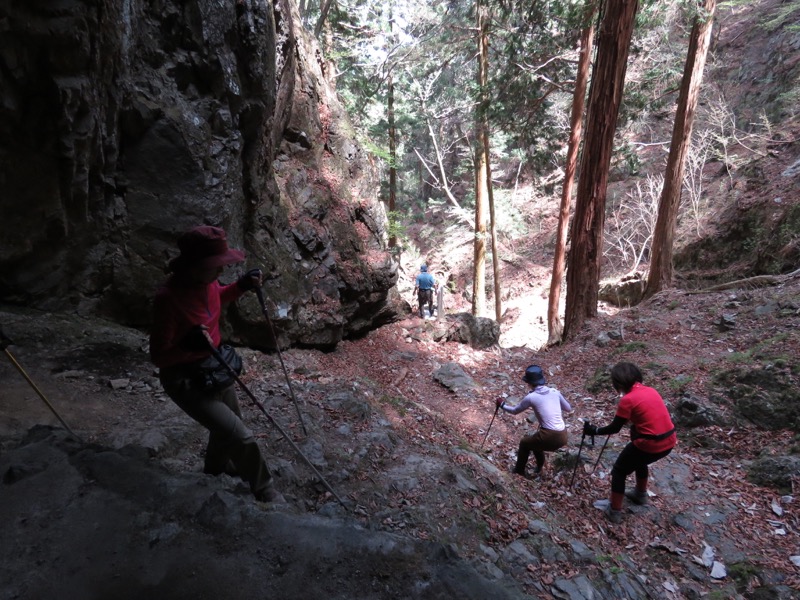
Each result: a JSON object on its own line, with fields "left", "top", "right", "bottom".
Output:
{"left": 688, "top": 268, "right": 800, "bottom": 293}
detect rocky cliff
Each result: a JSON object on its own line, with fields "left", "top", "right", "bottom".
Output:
{"left": 0, "top": 0, "right": 400, "bottom": 349}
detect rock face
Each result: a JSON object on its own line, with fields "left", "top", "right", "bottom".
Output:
{"left": 0, "top": 0, "right": 399, "bottom": 349}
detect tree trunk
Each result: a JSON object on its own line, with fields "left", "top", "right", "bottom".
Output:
{"left": 477, "top": 0, "right": 500, "bottom": 321}
{"left": 387, "top": 9, "right": 398, "bottom": 248}
{"left": 423, "top": 118, "right": 465, "bottom": 212}
{"left": 547, "top": 1, "right": 596, "bottom": 346}
{"left": 645, "top": 0, "right": 717, "bottom": 299}
{"left": 314, "top": 0, "right": 334, "bottom": 38}
{"left": 488, "top": 141, "right": 501, "bottom": 322}
{"left": 563, "top": 0, "right": 639, "bottom": 340}
{"left": 472, "top": 0, "right": 490, "bottom": 318}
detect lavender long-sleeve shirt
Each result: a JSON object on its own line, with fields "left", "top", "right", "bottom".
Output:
{"left": 500, "top": 385, "right": 572, "bottom": 431}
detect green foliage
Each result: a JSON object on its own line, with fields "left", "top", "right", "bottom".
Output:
{"left": 490, "top": 187, "right": 529, "bottom": 239}
{"left": 362, "top": 138, "right": 393, "bottom": 164}
{"left": 386, "top": 211, "right": 409, "bottom": 245}
{"left": 486, "top": 0, "right": 585, "bottom": 166}
{"left": 379, "top": 393, "right": 409, "bottom": 416}
{"left": 619, "top": 341, "right": 648, "bottom": 353}
{"left": 586, "top": 366, "right": 612, "bottom": 394}
{"left": 777, "top": 204, "right": 800, "bottom": 247}
{"left": 668, "top": 374, "right": 693, "bottom": 393}
{"left": 724, "top": 333, "right": 789, "bottom": 364}
{"left": 758, "top": 1, "right": 800, "bottom": 33}
{"left": 314, "top": 0, "right": 595, "bottom": 220}
{"left": 703, "top": 591, "right": 738, "bottom": 600}
{"left": 727, "top": 561, "right": 762, "bottom": 592}
{"left": 643, "top": 362, "right": 667, "bottom": 378}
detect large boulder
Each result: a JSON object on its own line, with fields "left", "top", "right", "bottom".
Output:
{"left": 747, "top": 456, "right": 800, "bottom": 494}
{"left": 598, "top": 273, "right": 646, "bottom": 308}
{"left": 0, "top": 0, "right": 399, "bottom": 349}
{"left": 437, "top": 313, "right": 500, "bottom": 350}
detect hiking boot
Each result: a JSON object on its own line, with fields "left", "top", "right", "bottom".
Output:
{"left": 203, "top": 460, "right": 238, "bottom": 477}
{"left": 625, "top": 490, "right": 649, "bottom": 505}
{"left": 605, "top": 506, "right": 623, "bottom": 524}
{"left": 255, "top": 481, "right": 285, "bottom": 504}
{"left": 512, "top": 465, "right": 541, "bottom": 480}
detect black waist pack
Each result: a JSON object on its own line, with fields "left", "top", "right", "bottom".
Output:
{"left": 631, "top": 426, "right": 676, "bottom": 441}
{"left": 191, "top": 344, "right": 243, "bottom": 391}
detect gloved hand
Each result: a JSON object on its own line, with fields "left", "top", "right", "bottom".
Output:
{"left": 237, "top": 268, "right": 263, "bottom": 291}
{"left": 495, "top": 397, "right": 505, "bottom": 409}
{"left": 582, "top": 421, "right": 598, "bottom": 437}
{"left": 180, "top": 325, "right": 212, "bottom": 352}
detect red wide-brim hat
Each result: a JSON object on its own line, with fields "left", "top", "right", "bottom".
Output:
{"left": 170, "top": 225, "right": 245, "bottom": 270}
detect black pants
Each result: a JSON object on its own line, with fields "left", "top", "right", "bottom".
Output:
{"left": 610, "top": 442, "right": 673, "bottom": 494}
{"left": 418, "top": 288, "right": 433, "bottom": 317}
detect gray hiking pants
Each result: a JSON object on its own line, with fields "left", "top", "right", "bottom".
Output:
{"left": 159, "top": 370, "right": 273, "bottom": 498}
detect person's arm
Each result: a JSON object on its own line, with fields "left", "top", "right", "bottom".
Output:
{"left": 500, "top": 395, "right": 534, "bottom": 415}
{"left": 559, "top": 392, "right": 572, "bottom": 414}
{"left": 595, "top": 416, "right": 627, "bottom": 436}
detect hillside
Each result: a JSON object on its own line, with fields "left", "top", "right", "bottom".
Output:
{"left": 1, "top": 1, "right": 800, "bottom": 599}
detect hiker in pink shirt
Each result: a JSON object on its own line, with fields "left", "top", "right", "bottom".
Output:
{"left": 497, "top": 365, "right": 572, "bottom": 477}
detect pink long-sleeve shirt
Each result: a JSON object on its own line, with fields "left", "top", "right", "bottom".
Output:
{"left": 501, "top": 385, "right": 572, "bottom": 431}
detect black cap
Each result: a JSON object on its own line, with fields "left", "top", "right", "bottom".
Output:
{"left": 522, "top": 365, "right": 546, "bottom": 385}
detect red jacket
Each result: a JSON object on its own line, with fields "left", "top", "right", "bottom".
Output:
{"left": 150, "top": 278, "right": 244, "bottom": 369}
{"left": 615, "top": 382, "right": 677, "bottom": 453}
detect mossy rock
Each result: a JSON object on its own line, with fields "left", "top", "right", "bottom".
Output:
{"left": 747, "top": 456, "right": 800, "bottom": 494}
{"left": 586, "top": 365, "right": 613, "bottom": 395}
{"left": 713, "top": 365, "right": 800, "bottom": 431}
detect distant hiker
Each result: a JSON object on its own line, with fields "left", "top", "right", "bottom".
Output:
{"left": 583, "top": 362, "right": 676, "bottom": 523}
{"left": 414, "top": 264, "right": 437, "bottom": 318}
{"left": 496, "top": 365, "right": 572, "bottom": 477}
{"left": 149, "top": 225, "right": 284, "bottom": 503}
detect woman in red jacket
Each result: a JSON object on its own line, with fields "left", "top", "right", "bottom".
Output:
{"left": 583, "top": 362, "right": 676, "bottom": 523}
{"left": 150, "top": 225, "right": 283, "bottom": 503}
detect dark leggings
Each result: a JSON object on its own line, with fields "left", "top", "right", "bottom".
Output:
{"left": 418, "top": 288, "right": 433, "bottom": 314}
{"left": 611, "top": 442, "right": 672, "bottom": 494}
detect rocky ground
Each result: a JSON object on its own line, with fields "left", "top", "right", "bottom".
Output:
{"left": 3, "top": 2, "right": 800, "bottom": 598}
{"left": 1, "top": 263, "right": 799, "bottom": 599}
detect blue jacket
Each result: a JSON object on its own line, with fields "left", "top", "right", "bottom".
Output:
{"left": 415, "top": 272, "right": 436, "bottom": 290}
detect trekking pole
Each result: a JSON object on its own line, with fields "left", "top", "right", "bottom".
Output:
{"left": 591, "top": 436, "right": 610, "bottom": 474}
{"left": 253, "top": 286, "right": 308, "bottom": 436}
{"left": 204, "top": 339, "right": 347, "bottom": 509}
{"left": 569, "top": 433, "right": 587, "bottom": 491}
{"left": 1, "top": 327, "right": 82, "bottom": 441}
{"left": 480, "top": 401, "right": 502, "bottom": 449}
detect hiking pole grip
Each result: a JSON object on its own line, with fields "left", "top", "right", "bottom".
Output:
{"left": 206, "top": 343, "right": 347, "bottom": 509}
{"left": 253, "top": 286, "right": 308, "bottom": 436}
